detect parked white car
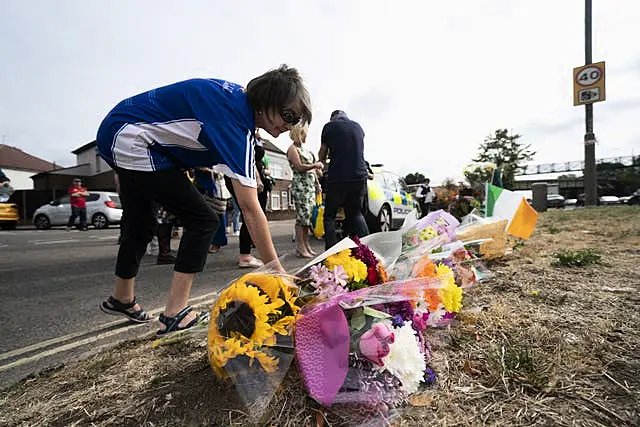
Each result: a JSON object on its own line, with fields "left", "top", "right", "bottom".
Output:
{"left": 33, "top": 191, "right": 122, "bottom": 229}
{"left": 598, "top": 195, "right": 620, "bottom": 206}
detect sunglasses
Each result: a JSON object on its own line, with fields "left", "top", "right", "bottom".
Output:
{"left": 280, "top": 107, "right": 302, "bottom": 126}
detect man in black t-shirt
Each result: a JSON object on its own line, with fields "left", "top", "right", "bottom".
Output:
{"left": 319, "top": 110, "right": 370, "bottom": 249}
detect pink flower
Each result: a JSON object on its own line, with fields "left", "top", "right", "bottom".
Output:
{"left": 358, "top": 322, "right": 395, "bottom": 366}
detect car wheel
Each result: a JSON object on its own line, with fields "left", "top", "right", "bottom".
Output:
{"left": 34, "top": 214, "right": 51, "bottom": 230}
{"left": 92, "top": 213, "right": 109, "bottom": 229}
{"left": 378, "top": 205, "right": 392, "bottom": 232}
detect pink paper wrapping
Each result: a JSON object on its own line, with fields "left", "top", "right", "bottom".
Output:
{"left": 294, "top": 302, "right": 350, "bottom": 406}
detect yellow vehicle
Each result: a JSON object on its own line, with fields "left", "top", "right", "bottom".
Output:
{"left": 0, "top": 183, "right": 19, "bottom": 229}
{"left": 0, "top": 201, "right": 19, "bottom": 229}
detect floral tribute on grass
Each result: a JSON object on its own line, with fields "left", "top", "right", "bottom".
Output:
{"left": 292, "top": 227, "right": 483, "bottom": 425}
{"left": 206, "top": 272, "right": 303, "bottom": 421}
{"left": 198, "top": 209, "right": 493, "bottom": 425}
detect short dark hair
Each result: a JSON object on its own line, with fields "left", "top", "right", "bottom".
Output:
{"left": 73, "top": 178, "right": 82, "bottom": 183}
{"left": 246, "top": 65, "right": 312, "bottom": 125}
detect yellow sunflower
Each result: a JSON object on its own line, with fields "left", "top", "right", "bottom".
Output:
{"left": 208, "top": 273, "right": 304, "bottom": 377}
{"left": 212, "top": 281, "right": 281, "bottom": 344}
{"left": 208, "top": 281, "right": 282, "bottom": 373}
{"left": 245, "top": 349, "right": 280, "bottom": 373}
{"left": 242, "top": 273, "right": 283, "bottom": 302}
{"left": 243, "top": 272, "right": 300, "bottom": 329}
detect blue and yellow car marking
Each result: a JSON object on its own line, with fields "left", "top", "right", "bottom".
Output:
{"left": 368, "top": 181, "right": 416, "bottom": 214}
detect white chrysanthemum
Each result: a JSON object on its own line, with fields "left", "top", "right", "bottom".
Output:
{"left": 427, "top": 305, "right": 447, "bottom": 326}
{"left": 380, "top": 321, "right": 426, "bottom": 393}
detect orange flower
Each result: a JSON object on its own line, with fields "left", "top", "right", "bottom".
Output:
{"left": 412, "top": 257, "right": 437, "bottom": 278}
{"left": 424, "top": 288, "right": 441, "bottom": 312}
{"left": 377, "top": 263, "right": 389, "bottom": 283}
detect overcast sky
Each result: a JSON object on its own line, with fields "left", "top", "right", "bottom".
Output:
{"left": 1, "top": 0, "right": 638, "bottom": 184}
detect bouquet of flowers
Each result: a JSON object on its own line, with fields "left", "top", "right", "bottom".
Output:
{"left": 401, "top": 209, "right": 460, "bottom": 254}
{"left": 207, "top": 271, "right": 303, "bottom": 420}
{"left": 294, "top": 237, "right": 447, "bottom": 424}
{"left": 295, "top": 277, "right": 446, "bottom": 425}
{"left": 400, "top": 210, "right": 489, "bottom": 279}
{"left": 348, "top": 210, "right": 490, "bottom": 335}
{"left": 298, "top": 236, "right": 389, "bottom": 299}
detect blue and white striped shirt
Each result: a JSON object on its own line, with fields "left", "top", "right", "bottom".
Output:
{"left": 96, "top": 78, "right": 256, "bottom": 187}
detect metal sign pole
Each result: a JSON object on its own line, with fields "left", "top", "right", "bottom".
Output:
{"left": 583, "top": 0, "right": 598, "bottom": 206}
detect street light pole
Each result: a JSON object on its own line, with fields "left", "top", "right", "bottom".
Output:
{"left": 583, "top": 0, "right": 597, "bottom": 206}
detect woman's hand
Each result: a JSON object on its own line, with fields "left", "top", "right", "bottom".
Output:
{"left": 313, "top": 162, "right": 324, "bottom": 171}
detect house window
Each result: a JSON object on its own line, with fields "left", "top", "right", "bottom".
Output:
{"left": 271, "top": 193, "right": 281, "bottom": 210}
{"left": 270, "top": 163, "right": 284, "bottom": 179}
{"left": 95, "top": 153, "right": 102, "bottom": 173}
{"left": 281, "top": 191, "right": 289, "bottom": 211}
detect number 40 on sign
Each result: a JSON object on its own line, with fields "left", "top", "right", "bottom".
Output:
{"left": 573, "top": 61, "right": 606, "bottom": 106}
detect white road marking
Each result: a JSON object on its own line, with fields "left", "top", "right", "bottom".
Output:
{"left": 96, "top": 235, "right": 118, "bottom": 240}
{"left": 0, "top": 289, "right": 221, "bottom": 372}
{"left": 33, "top": 239, "right": 80, "bottom": 245}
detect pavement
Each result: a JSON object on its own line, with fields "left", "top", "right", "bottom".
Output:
{"left": 0, "top": 220, "right": 325, "bottom": 390}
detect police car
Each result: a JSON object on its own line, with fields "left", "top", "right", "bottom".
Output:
{"left": 365, "top": 165, "right": 418, "bottom": 232}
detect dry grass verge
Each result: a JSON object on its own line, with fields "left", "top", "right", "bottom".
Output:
{"left": 1, "top": 206, "right": 639, "bottom": 426}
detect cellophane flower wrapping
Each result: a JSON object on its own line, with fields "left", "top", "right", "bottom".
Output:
{"left": 392, "top": 210, "right": 491, "bottom": 286}
{"left": 207, "top": 261, "right": 303, "bottom": 422}
{"left": 455, "top": 212, "right": 510, "bottom": 259}
{"left": 294, "top": 236, "right": 452, "bottom": 426}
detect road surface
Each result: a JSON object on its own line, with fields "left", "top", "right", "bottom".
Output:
{"left": 0, "top": 221, "right": 323, "bottom": 389}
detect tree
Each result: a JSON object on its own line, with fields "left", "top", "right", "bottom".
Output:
{"left": 404, "top": 172, "right": 426, "bottom": 185}
{"left": 442, "top": 178, "right": 458, "bottom": 190}
{"left": 470, "top": 129, "right": 535, "bottom": 190}
{"left": 463, "top": 165, "right": 493, "bottom": 195}
{"left": 595, "top": 160, "right": 640, "bottom": 195}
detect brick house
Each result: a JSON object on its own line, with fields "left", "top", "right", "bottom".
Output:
{"left": 260, "top": 139, "right": 295, "bottom": 220}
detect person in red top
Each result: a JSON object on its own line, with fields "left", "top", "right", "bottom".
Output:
{"left": 67, "top": 178, "right": 89, "bottom": 231}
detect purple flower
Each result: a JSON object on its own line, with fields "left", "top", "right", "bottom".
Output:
{"left": 310, "top": 264, "right": 331, "bottom": 285}
{"left": 391, "top": 314, "right": 404, "bottom": 328}
{"left": 442, "top": 312, "right": 456, "bottom": 321}
{"left": 437, "top": 259, "right": 454, "bottom": 269}
{"left": 331, "top": 265, "right": 348, "bottom": 287}
{"left": 310, "top": 263, "right": 349, "bottom": 299}
{"left": 412, "top": 312, "right": 428, "bottom": 333}
{"left": 385, "top": 300, "right": 414, "bottom": 322}
{"left": 351, "top": 236, "right": 379, "bottom": 268}
{"left": 424, "top": 367, "right": 437, "bottom": 385}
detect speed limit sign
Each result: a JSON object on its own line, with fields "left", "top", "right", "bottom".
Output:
{"left": 573, "top": 61, "right": 606, "bottom": 106}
